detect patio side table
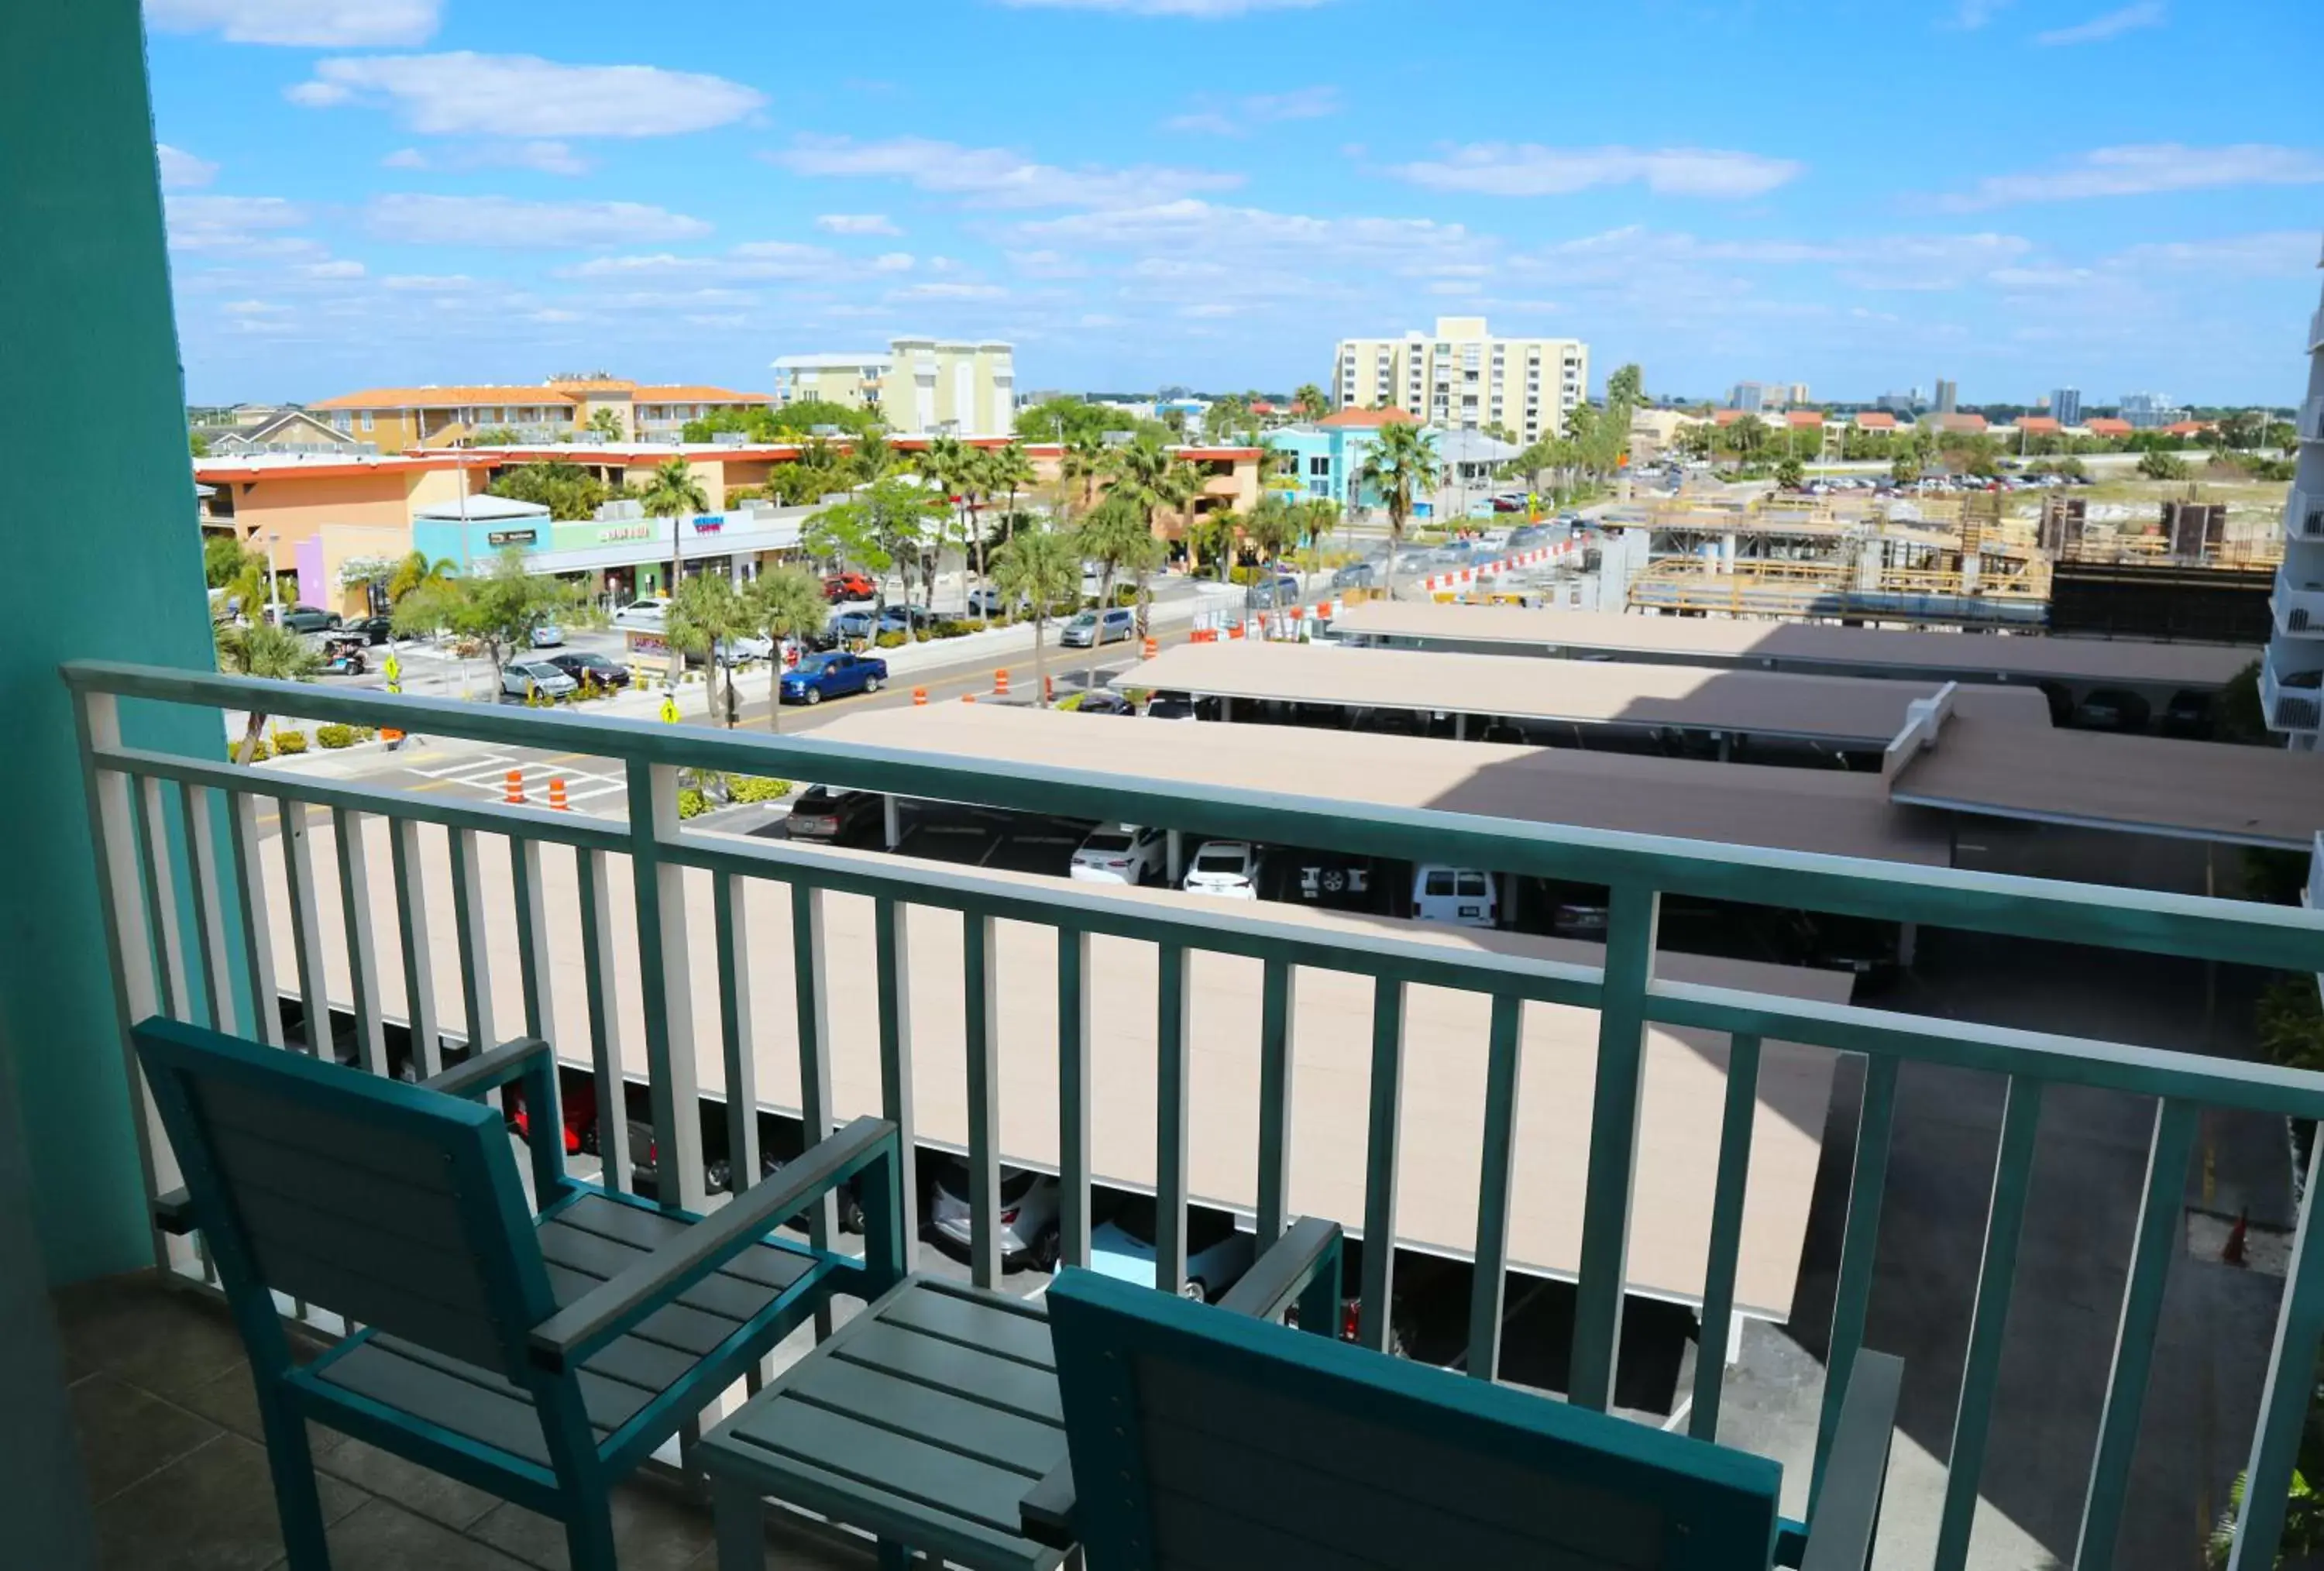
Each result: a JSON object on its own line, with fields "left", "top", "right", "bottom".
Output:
{"left": 702, "top": 1276, "right": 1068, "bottom": 1571}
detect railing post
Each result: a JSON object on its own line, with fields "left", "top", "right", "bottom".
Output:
{"left": 1569, "top": 882, "right": 1660, "bottom": 1411}
{"left": 446, "top": 827, "right": 496, "bottom": 1061}
{"left": 1157, "top": 942, "right": 1192, "bottom": 1297}
{"left": 388, "top": 820, "right": 441, "bottom": 1077}
{"left": 279, "top": 801, "right": 331, "bottom": 1057}
{"left": 627, "top": 761, "right": 703, "bottom": 1212}
{"left": 133, "top": 776, "right": 189, "bottom": 1024}
{"left": 1359, "top": 975, "right": 1407, "bottom": 1353}
{"left": 1058, "top": 926, "right": 1092, "bottom": 1269}
{"left": 1814, "top": 1052, "right": 1901, "bottom": 1508}
{"left": 330, "top": 809, "right": 387, "bottom": 1077}
{"left": 1690, "top": 1033, "right": 1762, "bottom": 1442}
{"left": 873, "top": 896, "right": 920, "bottom": 1259}
{"left": 1467, "top": 993, "right": 1525, "bottom": 1381}
{"left": 2228, "top": 1136, "right": 2324, "bottom": 1571}
{"left": 789, "top": 882, "right": 837, "bottom": 1337}
{"left": 177, "top": 782, "right": 232, "bottom": 1035}
{"left": 1256, "top": 958, "right": 1298, "bottom": 1250}
{"left": 576, "top": 849, "right": 629, "bottom": 1193}
{"left": 509, "top": 835, "right": 553, "bottom": 1044}
{"left": 224, "top": 790, "right": 283, "bottom": 1047}
{"left": 964, "top": 910, "right": 1002, "bottom": 1290}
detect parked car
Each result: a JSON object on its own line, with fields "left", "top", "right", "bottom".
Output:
{"left": 779, "top": 650, "right": 887, "bottom": 704}
{"left": 612, "top": 596, "right": 669, "bottom": 630}
{"left": 1070, "top": 823, "right": 1168, "bottom": 885}
{"left": 1330, "top": 562, "right": 1377, "bottom": 590}
{"left": 784, "top": 785, "right": 881, "bottom": 843}
{"left": 1143, "top": 692, "right": 1202, "bottom": 721}
{"left": 346, "top": 615, "right": 396, "bottom": 645}
{"left": 530, "top": 623, "right": 564, "bottom": 648}
{"left": 823, "top": 572, "right": 876, "bottom": 603}
{"left": 1247, "top": 576, "right": 1303, "bottom": 609}
{"left": 1090, "top": 1197, "right": 1256, "bottom": 1303}
{"left": 831, "top": 609, "right": 878, "bottom": 640}
{"left": 713, "top": 632, "right": 774, "bottom": 665}
{"left": 277, "top": 603, "right": 339, "bottom": 634}
{"left": 2072, "top": 687, "right": 2152, "bottom": 732}
{"left": 876, "top": 605, "right": 938, "bottom": 637}
{"left": 1183, "top": 841, "right": 1261, "bottom": 899}
{"left": 500, "top": 658, "right": 576, "bottom": 700}
{"left": 1274, "top": 849, "right": 1374, "bottom": 912}
{"left": 1060, "top": 607, "right": 1136, "bottom": 648}
{"left": 545, "top": 650, "right": 631, "bottom": 689}
{"left": 929, "top": 1157, "right": 1061, "bottom": 1268}
{"left": 966, "top": 586, "right": 1011, "bottom": 616}
{"left": 1072, "top": 689, "right": 1136, "bottom": 717}
{"left": 1411, "top": 864, "right": 1498, "bottom": 928}
{"left": 2159, "top": 689, "right": 2216, "bottom": 740}
{"left": 701, "top": 1143, "right": 867, "bottom": 1232}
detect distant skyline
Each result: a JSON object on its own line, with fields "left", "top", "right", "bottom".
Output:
{"left": 150, "top": 0, "right": 2323, "bottom": 407}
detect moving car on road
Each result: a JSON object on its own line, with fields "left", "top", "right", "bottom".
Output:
{"left": 779, "top": 650, "right": 886, "bottom": 704}
{"left": 1059, "top": 607, "right": 1135, "bottom": 648}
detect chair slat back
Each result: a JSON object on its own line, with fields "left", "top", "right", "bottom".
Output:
{"left": 1046, "top": 1269, "right": 1781, "bottom": 1571}
{"left": 133, "top": 1018, "right": 555, "bottom": 1380}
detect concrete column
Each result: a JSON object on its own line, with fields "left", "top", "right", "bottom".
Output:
{"left": 1167, "top": 830, "right": 1186, "bottom": 885}
{"left": 1898, "top": 921, "right": 1919, "bottom": 968}
{"left": 4, "top": 0, "right": 228, "bottom": 1284}
{"left": 883, "top": 795, "right": 902, "bottom": 850}
{"left": 1454, "top": 713, "right": 1467, "bottom": 742}
{"left": 1219, "top": 695, "right": 1233, "bottom": 724}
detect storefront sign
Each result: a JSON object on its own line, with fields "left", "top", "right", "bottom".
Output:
{"left": 486, "top": 528, "right": 538, "bottom": 546}
{"left": 690, "top": 514, "right": 724, "bottom": 535}
{"left": 594, "top": 522, "right": 655, "bottom": 544}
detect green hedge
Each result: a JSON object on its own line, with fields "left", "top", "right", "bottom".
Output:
{"left": 726, "top": 775, "right": 793, "bottom": 803}
{"left": 270, "top": 730, "right": 308, "bottom": 755}
{"left": 875, "top": 630, "right": 909, "bottom": 648}
{"left": 233, "top": 737, "right": 273, "bottom": 763}
{"left": 676, "top": 788, "right": 710, "bottom": 820}
{"left": 315, "top": 723, "right": 378, "bottom": 749}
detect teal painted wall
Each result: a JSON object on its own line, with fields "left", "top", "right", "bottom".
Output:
{"left": 1, "top": 3, "right": 231, "bottom": 1283}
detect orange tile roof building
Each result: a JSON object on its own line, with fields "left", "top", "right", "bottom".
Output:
{"left": 2084, "top": 417, "right": 2133, "bottom": 438}
{"left": 308, "top": 375, "right": 772, "bottom": 449}
{"left": 1851, "top": 411, "right": 1898, "bottom": 431}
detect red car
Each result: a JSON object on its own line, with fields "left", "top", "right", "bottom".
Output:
{"left": 823, "top": 572, "right": 875, "bottom": 603}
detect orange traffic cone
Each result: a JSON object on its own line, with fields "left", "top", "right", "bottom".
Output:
{"left": 913, "top": 686, "right": 928, "bottom": 706}
{"left": 995, "top": 668, "right": 1011, "bottom": 696}
{"left": 504, "top": 770, "right": 526, "bottom": 806}
{"left": 1142, "top": 636, "right": 1159, "bottom": 659}
{"left": 547, "top": 777, "right": 569, "bottom": 813}
{"left": 2224, "top": 1208, "right": 2250, "bottom": 1267}
{"left": 962, "top": 692, "right": 977, "bottom": 703}
{"left": 1043, "top": 674, "right": 1055, "bottom": 702}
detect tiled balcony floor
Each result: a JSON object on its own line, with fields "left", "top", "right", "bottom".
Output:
{"left": 56, "top": 1270, "right": 881, "bottom": 1571}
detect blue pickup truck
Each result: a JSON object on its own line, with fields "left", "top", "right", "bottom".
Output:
{"left": 779, "top": 650, "right": 888, "bottom": 705}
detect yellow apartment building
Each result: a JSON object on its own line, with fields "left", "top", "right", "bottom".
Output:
{"left": 772, "top": 339, "right": 1016, "bottom": 435}
{"left": 307, "top": 375, "right": 772, "bottom": 448}
{"left": 1330, "top": 316, "right": 1588, "bottom": 446}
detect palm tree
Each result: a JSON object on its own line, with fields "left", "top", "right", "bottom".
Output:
{"left": 215, "top": 620, "right": 321, "bottom": 764}
{"left": 1301, "top": 497, "right": 1339, "bottom": 569}
{"left": 915, "top": 435, "right": 975, "bottom": 621}
{"left": 746, "top": 565, "right": 827, "bottom": 734}
{"left": 1353, "top": 421, "right": 1439, "bottom": 598}
{"left": 1244, "top": 492, "right": 1302, "bottom": 581}
{"left": 639, "top": 457, "right": 710, "bottom": 603}
{"left": 1188, "top": 508, "right": 1238, "bottom": 580}
{"left": 992, "top": 525, "right": 1084, "bottom": 709}
{"left": 1292, "top": 382, "right": 1329, "bottom": 419}
{"left": 1074, "top": 493, "right": 1150, "bottom": 614}
{"left": 1060, "top": 429, "right": 1112, "bottom": 516}
{"left": 668, "top": 572, "right": 754, "bottom": 725}
{"left": 385, "top": 550, "right": 458, "bottom": 604}
{"left": 587, "top": 407, "right": 624, "bottom": 440}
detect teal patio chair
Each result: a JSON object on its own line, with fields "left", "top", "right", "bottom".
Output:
{"left": 1034, "top": 1264, "right": 1903, "bottom": 1571}
{"left": 133, "top": 1015, "right": 905, "bottom": 1571}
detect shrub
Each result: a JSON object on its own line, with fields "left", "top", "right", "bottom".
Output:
{"left": 270, "top": 730, "right": 308, "bottom": 755}
{"left": 930, "top": 619, "right": 972, "bottom": 638}
{"left": 676, "top": 788, "right": 710, "bottom": 820}
{"left": 316, "top": 723, "right": 358, "bottom": 749}
{"left": 875, "top": 631, "right": 909, "bottom": 649}
{"left": 1109, "top": 584, "right": 1139, "bottom": 607}
{"left": 234, "top": 737, "right": 272, "bottom": 763}
{"left": 725, "top": 775, "right": 793, "bottom": 804}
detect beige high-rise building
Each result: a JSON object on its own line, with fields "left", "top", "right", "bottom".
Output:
{"left": 772, "top": 338, "right": 1015, "bottom": 435}
{"left": 1329, "top": 316, "right": 1587, "bottom": 444}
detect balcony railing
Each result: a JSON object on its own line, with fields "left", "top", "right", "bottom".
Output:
{"left": 2299, "top": 396, "right": 2324, "bottom": 445}
{"left": 2288, "top": 488, "right": 2324, "bottom": 545}
{"left": 2276, "top": 573, "right": 2324, "bottom": 638}
{"left": 2310, "top": 305, "right": 2324, "bottom": 356}
{"left": 62, "top": 658, "right": 2324, "bottom": 1571}
{"left": 2264, "top": 649, "right": 2324, "bottom": 733}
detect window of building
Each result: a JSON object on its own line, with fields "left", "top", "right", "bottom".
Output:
{"left": 1308, "top": 456, "right": 1329, "bottom": 476}
{"left": 360, "top": 411, "right": 374, "bottom": 431}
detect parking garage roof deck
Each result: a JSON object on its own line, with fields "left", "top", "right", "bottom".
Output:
{"left": 1332, "top": 602, "right": 2260, "bottom": 689}
{"left": 816, "top": 700, "right": 1953, "bottom": 868}
{"left": 1116, "top": 638, "right": 2054, "bottom": 747}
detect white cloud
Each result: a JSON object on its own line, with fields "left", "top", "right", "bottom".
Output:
{"left": 1164, "top": 84, "right": 1339, "bottom": 136}
{"left": 1936, "top": 143, "right": 2324, "bottom": 208}
{"left": 298, "top": 259, "right": 366, "bottom": 279}
{"left": 163, "top": 194, "right": 308, "bottom": 251}
{"left": 1019, "top": 199, "right": 1475, "bottom": 265}
{"left": 556, "top": 241, "right": 846, "bottom": 281}
{"left": 221, "top": 299, "right": 287, "bottom": 315}
{"left": 156, "top": 144, "right": 218, "bottom": 190}
{"left": 888, "top": 281, "right": 1006, "bottom": 300}
{"left": 365, "top": 194, "right": 713, "bottom": 248}
{"left": 146, "top": 0, "right": 440, "bottom": 46}
{"left": 767, "top": 136, "right": 1240, "bottom": 209}
{"left": 996, "top": 0, "right": 1331, "bottom": 12}
{"left": 2109, "top": 231, "right": 2319, "bottom": 276}
{"left": 871, "top": 252, "right": 916, "bottom": 272}
{"left": 1006, "top": 249, "right": 1088, "bottom": 278}
{"left": 1950, "top": 0, "right": 2013, "bottom": 27}
{"left": 376, "top": 140, "right": 592, "bottom": 176}
{"left": 289, "top": 53, "right": 764, "bottom": 138}
{"left": 2035, "top": 2, "right": 2164, "bottom": 45}
{"left": 528, "top": 308, "right": 583, "bottom": 323}
{"left": 380, "top": 273, "right": 473, "bottom": 290}
{"left": 1387, "top": 143, "right": 1803, "bottom": 199}
{"left": 815, "top": 213, "right": 902, "bottom": 235}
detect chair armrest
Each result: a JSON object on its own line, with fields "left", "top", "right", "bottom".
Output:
{"left": 528, "top": 1116, "right": 896, "bottom": 1375}
{"left": 1021, "top": 1217, "right": 1346, "bottom": 1549}
{"left": 1800, "top": 1350, "right": 1902, "bottom": 1571}
{"left": 424, "top": 1036, "right": 551, "bottom": 1101}
{"left": 1217, "top": 1216, "right": 1343, "bottom": 1325}
{"left": 153, "top": 1188, "right": 198, "bottom": 1236}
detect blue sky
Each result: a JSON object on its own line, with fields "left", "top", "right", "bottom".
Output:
{"left": 150, "top": 0, "right": 2324, "bottom": 408}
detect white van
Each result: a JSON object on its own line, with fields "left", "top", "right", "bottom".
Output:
{"left": 1411, "top": 865, "right": 1498, "bottom": 928}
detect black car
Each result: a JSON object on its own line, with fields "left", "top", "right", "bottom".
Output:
{"left": 346, "top": 615, "right": 395, "bottom": 645}
{"left": 786, "top": 784, "right": 883, "bottom": 843}
{"left": 2159, "top": 689, "right": 2215, "bottom": 740}
{"left": 277, "top": 604, "right": 339, "bottom": 634}
{"left": 2072, "top": 687, "right": 2151, "bottom": 732}
{"left": 1073, "top": 689, "right": 1136, "bottom": 716}
{"left": 545, "top": 651, "right": 633, "bottom": 689}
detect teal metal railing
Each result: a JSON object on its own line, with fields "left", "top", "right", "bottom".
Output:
{"left": 63, "top": 658, "right": 2324, "bottom": 1570}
